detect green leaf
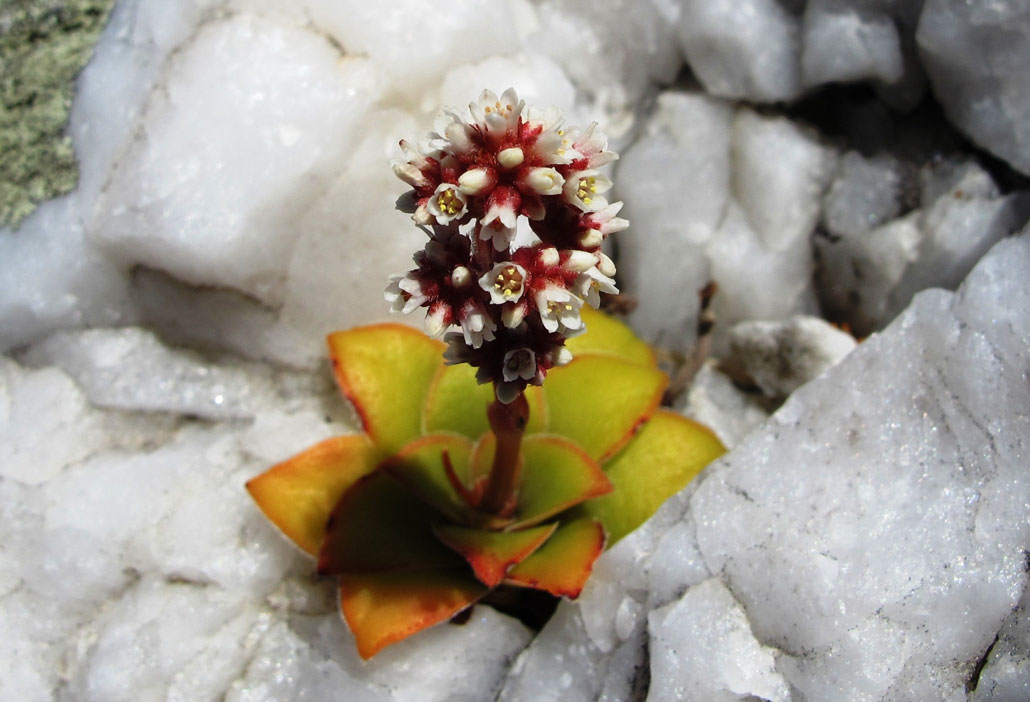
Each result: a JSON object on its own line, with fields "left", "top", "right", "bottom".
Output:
{"left": 339, "top": 568, "right": 487, "bottom": 659}
{"left": 246, "top": 435, "right": 384, "bottom": 556}
{"left": 576, "top": 410, "right": 725, "bottom": 544}
{"left": 422, "top": 363, "right": 493, "bottom": 438}
{"left": 566, "top": 306, "right": 657, "bottom": 368}
{"left": 504, "top": 519, "right": 606, "bottom": 598}
{"left": 434, "top": 523, "right": 557, "bottom": 587}
{"left": 468, "top": 434, "right": 612, "bottom": 528}
{"left": 422, "top": 363, "right": 547, "bottom": 438}
{"left": 328, "top": 325, "right": 443, "bottom": 455}
{"left": 380, "top": 433, "right": 476, "bottom": 522}
{"left": 543, "top": 355, "right": 667, "bottom": 462}
{"left": 318, "top": 471, "right": 466, "bottom": 575}
{"left": 515, "top": 435, "right": 613, "bottom": 527}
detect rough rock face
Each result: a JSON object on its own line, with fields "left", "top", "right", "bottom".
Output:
{"left": 499, "top": 232, "right": 1030, "bottom": 701}
{"left": 917, "top": 0, "right": 1030, "bottom": 175}
{"left": 3, "top": 0, "right": 1030, "bottom": 698}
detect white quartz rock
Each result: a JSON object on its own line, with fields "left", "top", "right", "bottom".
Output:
{"left": 675, "top": 0, "right": 803, "bottom": 102}
{"left": 524, "top": 0, "right": 682, "bottom": 117}
{"left": 647, "top": 578, "right": 791, "bottom": 702}
{"left": 0, "top": 196, "right": 131, "bottom": 352}
{"left": 22, "top": 327, "right": 280, "bottom": 420}
{"left": 501, "top": 232, "right": 1030, "bottom": 700}
{"left": 65, "top": 577, "right": 261, "bottom": 701}
{"left": 732, "top": 109, "right": 837, "bottom": 254}
{"left": 801, "top": 0, "right": 905, "bottom": 88}
{"left": 70, "top": 0, "right": 222, "bottom": 206}
{"left": 301, "top": 0, "right": 517, "bottom": 96}
{"left": 618, "top": 91, "right": 733, "bottom": 353}
{"left": 887, "top": 170, "right": 1030, "bottom": 319}
{"left": 91, "top": 13, "right": 384, "bottom": 304}
{"left": 726, "top": 315, "right": 857, "bottom": 399}
{"left": 438, "top": 53, "right": 577, "bottom": 123}
{"left": 678, "top": 361, "right": 769, "bottom": 450}
{"left": 0, "top": 358, "right": 122, "bottom": 486}
{"left": 917, "top": 0, "right": 1030, "bottom": 175}
{"left": 816, "top": 159, "right": 1030, "bottom": 334}
{"left": 822, "top": 151, "right": 907, "bottom": 240}
{"left": 971, "top": 587, "right": 1030, "bottom": 701}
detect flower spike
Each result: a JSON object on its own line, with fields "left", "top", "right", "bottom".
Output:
{"left": 385, "top": 88, "right": 628, "bottom": 402}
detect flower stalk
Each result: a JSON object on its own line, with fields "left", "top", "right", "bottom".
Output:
{"left": 479, "top": 392, "right": 529, "bottom": 516}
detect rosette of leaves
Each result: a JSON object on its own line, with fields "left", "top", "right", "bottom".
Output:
{"left": 247, "top": 308, "right": 724, "bottom": 658}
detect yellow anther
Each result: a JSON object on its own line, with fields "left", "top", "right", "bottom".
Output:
{"left": 583, "top": 197, "right": 592, "bottom": 204}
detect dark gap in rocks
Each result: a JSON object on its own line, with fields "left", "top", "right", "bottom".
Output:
{"left": 628, "top": 632, "right": 652, "bottom": 702}
{"left": 965, "top": 631, "right": 999, "bottom": 694}
{"left": 475, "top": 586, "right": 560, "bottom": 632}
{"left": 783, "top": 82, "right": 1030, "bottom": 196}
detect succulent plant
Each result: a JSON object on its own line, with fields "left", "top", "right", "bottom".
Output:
{"left": 247, "top": 89, "right": 724, "bottom": 658}
{"left": 247, "top": 309, "right": 723, "bottom": 657}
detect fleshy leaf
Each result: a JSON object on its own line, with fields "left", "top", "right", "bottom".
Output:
{"left": 575, "top": 410, "right": 725, "bottom": 544}
{"left": 468, "top": 434, "right": 612, "bottom": 528}
{"left": 566, "top": 307, "right": 657, "bottom": 368}
{"left": 434, "top": 523, "right": 557, "bottom": 587}
{"left": 504, "top": 519, "right": 606, "bottom": 598}
{"left": 423, "top": 363, "right": 493, "bottom": 438}
{"left": 340, "top": 569, "right": 487, "bottom": 659}
{"left": 380, "top": 433, "right": 475, "bottom": 522}
{"left": 543, "top": 355, "right": 667, "bottom": 462}
{"left": 328, "top": 325, "right": 443, "bottom": 455}
{"left": 246, "top": 435, "right": 383, "bottom": 556}
{"left": 318, "top": 471, "right": 466, "bottom": 575}
{"left": 422, "top": 363, "right": 547, "bottom": 438}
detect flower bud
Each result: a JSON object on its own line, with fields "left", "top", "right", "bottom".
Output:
{"left": 553, "top": 346, "right": 574, "bottom": 366}
{"left": 597, "top": 252, "right": 617, "bottom": 277}
{"left": 523, "top": 167, "right": 564, "bottom": 196}
{"left": 451, "top": 266, "right": 473, "bottom": 288}
{"left": 458, "top": 168, "right": 496, "bottom": 196}
{"left": 497, "top": 147, "right": 525, "bottom": 169}
{"left": 577, "top": 228, "right": 603, "bottom": 249}
{"left": 564, "top": 250, "right": 597, "bottom": 273}
{"left": 538, "top": 247, "right": 560, "bottom": 267}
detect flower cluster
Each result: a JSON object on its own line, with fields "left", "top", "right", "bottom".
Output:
{"left": 386, "top": 88, "right": 628, "bottom": 403}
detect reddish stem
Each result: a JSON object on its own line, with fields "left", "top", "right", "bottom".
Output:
{"left": 478, "top": 392, "right": 529, "bottom": 516}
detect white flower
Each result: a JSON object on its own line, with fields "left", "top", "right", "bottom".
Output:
{"left": 535, "top": 285, "right": 585, "bottom": 336}
{"left": 430, "top": 109, "right": 474, "bottom": 156}
{"left": 383, "top": 275, "right": 407, "bottom": 313}
{"left": 480, "top": 187, "right": 520, "bottom": 252}
{"left": 501, "top": 301, "right": 528, "bottom": 328}
{"left": 424, "top": 303, "right": 450, "bottom": 337}
{"left": 384, "top": 274, "right": 428, "bottom": 314}
{"left": 568, "top": 122, "right": 617, "bottom": 168}
{"left": 582, "top": 201, "right": 629, "bottom": 235}
{"left": 521, "top": 167, "right": 565, "bottom": 196}
{"left": 574, "top": 267, "right": 619, "bottom": 309}
{"left": 502, "top": 347, "right": 537, "bottom": 382}
{"left": 459, "top": 300, "right": 497, "bottom": 349}
{"left": 563, "top": 170, "right": 612, "bottom": 212}
{"left": 479, "top": 262, "right": 528, "bottom": 305}
{"left": 469, "top": 88, "right": 523, "bottom": 141}
{"left": 427, "top": 183, "right": 467, "bottom": 224}
{"left": 523, "top": 106, "right": 571, "bottom": 165}
{"left": 392, "top": 162, "right": 429, "bottom": 189}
